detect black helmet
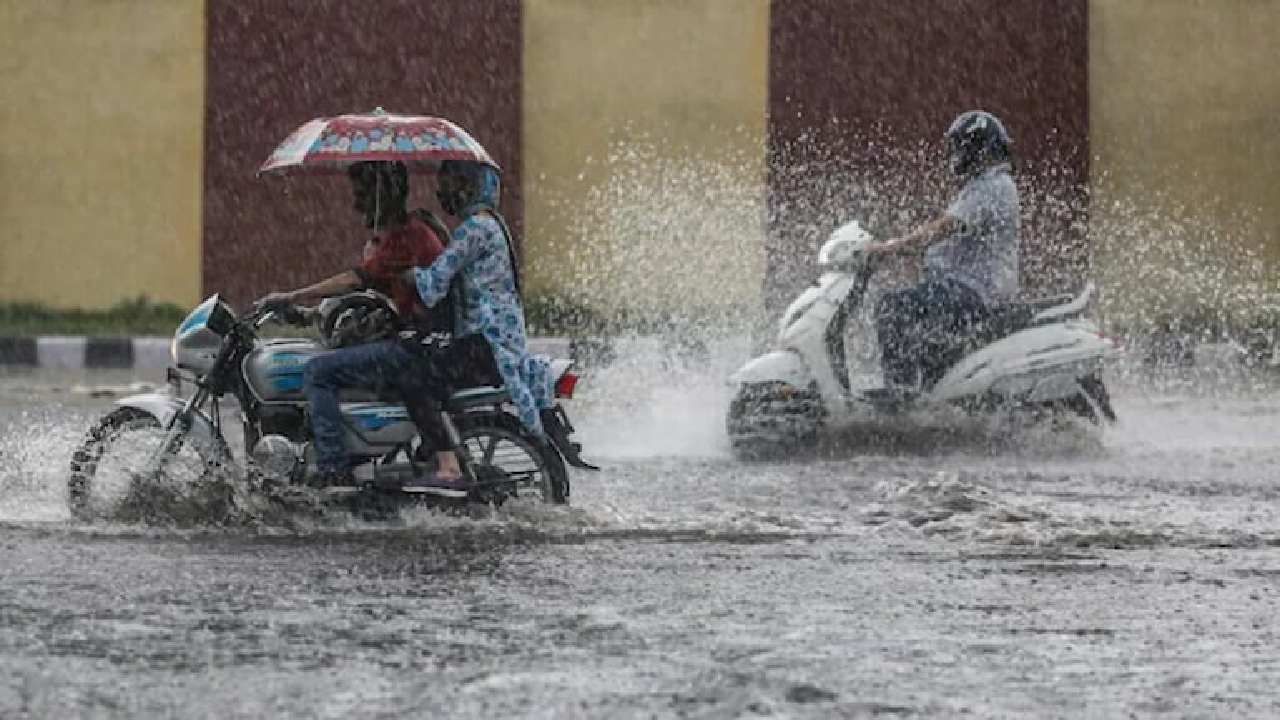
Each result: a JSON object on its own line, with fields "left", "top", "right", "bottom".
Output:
{"left": 945, "top": 111, "right": 1011, "bottom": 178}
{"left": 347, "top": 161, "right": 409, "bottom": 229}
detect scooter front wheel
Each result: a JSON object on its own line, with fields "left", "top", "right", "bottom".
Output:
{"left": 726, "top": 382, "right": 822, "bottom": 460}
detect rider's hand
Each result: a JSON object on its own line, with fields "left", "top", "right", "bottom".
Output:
{"left": 868, "top": 238, "right": 907, "bottom": 256}
{"left": 255, "top": 291, "right": 296, "bottom": 312}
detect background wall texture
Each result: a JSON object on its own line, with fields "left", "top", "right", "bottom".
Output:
{"left": 0, "top": 0, "right": 205, "bottom": 309}
{"left": 522, "top": 0, "right": 770, "bottom": 314}
{"left": 1090, "top": 0, "right": 1280, "bottom": 322}
{"left": 203, "top": 0, "right": 522, "bottom": 309}
{"left": 2, "top": 0, "right": 1278, "bottom": 328}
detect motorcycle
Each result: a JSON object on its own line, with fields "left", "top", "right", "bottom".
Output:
{"left": 727, "top": 220, "right": 1119, "bottom": 457}
{"left": 67, "top": 292, "right": 597, "bottom": 520}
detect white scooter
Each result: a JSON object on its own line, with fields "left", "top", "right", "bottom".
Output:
{"left": 726, "top": 220, "right": 1119, "bottom": 455}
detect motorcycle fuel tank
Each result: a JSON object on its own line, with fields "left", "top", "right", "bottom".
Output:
{"left": 242, "top": 340, "right": 326, "bottom": 402}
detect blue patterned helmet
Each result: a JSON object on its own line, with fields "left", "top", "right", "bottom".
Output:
{"left": 437, "top": 160, "right": 501, "bottom": 217}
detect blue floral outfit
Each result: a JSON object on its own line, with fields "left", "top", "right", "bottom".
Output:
{"left": 411, "top": 167, "right": 552, "bottom": 439}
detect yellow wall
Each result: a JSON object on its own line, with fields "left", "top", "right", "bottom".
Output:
{"left": 1090, "top": 0, "right": 1280, "bottom": 320}
{"left": 522, "top": 0, "right": 770, "bottom": 314}
{"left": 0, "top": 0, "right": 204, "bottom": 309}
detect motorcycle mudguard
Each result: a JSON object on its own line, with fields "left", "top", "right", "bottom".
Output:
{"left": 541, "top": 405, "right": 599, "bottom": 471}
{"left": 729, "top": 350, "right": 810, "bottom": 387}
{"left": 113, "top": 393, "right": 221, "bottom": 448}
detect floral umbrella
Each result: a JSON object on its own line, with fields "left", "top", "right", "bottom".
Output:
{"left": 258, "top": 107, "right": 498, "bottom": 175}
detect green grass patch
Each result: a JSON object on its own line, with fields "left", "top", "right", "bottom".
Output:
{"left": 0, "top": 296, "right": 188, "bottom": 337}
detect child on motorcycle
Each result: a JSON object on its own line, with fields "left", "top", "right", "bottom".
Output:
{"left": 866, "top": 110, "right": 1021, "bottom": 389}
{"left": 256, "top": 160, "right": 451, "bottom": 491}
{"left": 399, "top": 159, "right": 553, "bottom": 495}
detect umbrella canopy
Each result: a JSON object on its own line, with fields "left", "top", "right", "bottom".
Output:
{"left": 259, "top": 108, "right": 498, "bottom": 175}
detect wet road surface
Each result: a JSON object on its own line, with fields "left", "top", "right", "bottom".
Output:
{"left": 2, "top": 360, "right": 1279, "bottom": 717}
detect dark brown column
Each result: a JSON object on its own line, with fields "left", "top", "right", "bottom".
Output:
{"left": 204, "top": 0, "right": 522, "bottom": 307}
{"left": 767, "top": 0, "right": 1089, "bottom": 307}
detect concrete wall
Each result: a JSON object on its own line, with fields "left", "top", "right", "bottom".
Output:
{"left": 6, "top": 0, "right": 1278, "bottom": 322}
{"left": 1090, "top": 0, "right": 1280, "bottom": 321}
{"left": 522, "top": 0, "right": 771, "bottom": 313}
{"left": 0, "top": 0, "right": 205, "bottom": 309}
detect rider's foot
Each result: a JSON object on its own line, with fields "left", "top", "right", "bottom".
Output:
{"left": 401, "top": 472, "right": 470, "bottom": 498}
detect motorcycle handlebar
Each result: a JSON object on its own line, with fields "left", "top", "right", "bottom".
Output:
{"left": 242, "top": 303, "right": 315, "bottom": 329}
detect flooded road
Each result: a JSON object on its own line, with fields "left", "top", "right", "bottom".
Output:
{"left": 2, "top": 359, "right": 1280, "bottom": 717}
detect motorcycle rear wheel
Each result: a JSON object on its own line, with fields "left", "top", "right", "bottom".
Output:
{"left": 456, "top": 412, "right": 569, "bottom": 504}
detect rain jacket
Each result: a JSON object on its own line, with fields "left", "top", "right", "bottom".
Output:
{"left": 411, "top": 166, "right": 552, "bottom": 437}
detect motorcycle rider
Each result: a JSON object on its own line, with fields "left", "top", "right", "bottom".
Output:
{"left": 866, "top": 110, "right": 1020, "bottom": 389}
{"left": 257, "top": 160, "right": 449, "bottom": 490}
{"left": 399, "top": 159, "right": 554, "bottom": 495}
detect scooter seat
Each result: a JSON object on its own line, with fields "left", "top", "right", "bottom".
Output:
{"left": 449, "top": 385, "right": 509, "bottom": 409}
{"left": 975, "top": 294, "right": 1081, "bottom": 343}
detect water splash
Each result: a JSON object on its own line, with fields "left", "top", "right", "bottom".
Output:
{"left": 573, "top": 336, "right": 750, "bottom": 459}
{"left": 528, "top": 134, "right": 769, "bottom": 325}
{"left": 0, "top": 408, "right": 84, "bottom": 522}
{"left": 1092, "top": 183, "right": 1274, "bottom": 369}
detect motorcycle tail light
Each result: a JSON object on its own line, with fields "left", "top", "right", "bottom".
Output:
{"left": 555, "top": 372, "right": 579, "bottom": 399}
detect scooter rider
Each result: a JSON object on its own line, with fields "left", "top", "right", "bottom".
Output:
{"left": 866, "top": 110, "right": 1020, "bottom": 389}
{"left": 398, "top": 159, "right": 554, "bottom": 496}
{"left": 256, "top": 160, "right": 449, "bottom": 489}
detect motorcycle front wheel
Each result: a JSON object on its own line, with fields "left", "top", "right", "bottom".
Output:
{"left": 68, "top": 407, "right": 230, "bottom": 522}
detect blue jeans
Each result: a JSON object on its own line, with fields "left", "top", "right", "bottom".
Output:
{"left": 875, "top": 279, "right": 988, "bottom": 388}
{"left": 302, "top": 340, "right": 435, "bottom": 473}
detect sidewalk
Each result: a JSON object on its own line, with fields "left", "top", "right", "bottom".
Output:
{"left": 0, "top": 336, "right": 573, "bottom": 369}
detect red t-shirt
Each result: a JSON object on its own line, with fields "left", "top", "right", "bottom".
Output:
{"left": 354, "top": 217, "right": 445, "bottom": 322}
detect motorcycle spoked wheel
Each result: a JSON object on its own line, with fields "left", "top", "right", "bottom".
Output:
{"left": 68, "top": 407, "right": 231, "bottom": 523}
{"left": 456, "top": 413, "right": 569, "bottom": 505}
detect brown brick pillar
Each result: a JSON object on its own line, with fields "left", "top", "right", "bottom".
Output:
{"left": 203, "top": 0, "right": 522, "bottom": 308}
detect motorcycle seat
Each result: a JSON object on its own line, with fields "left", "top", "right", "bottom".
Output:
{"left": 335, "top": 386, "right": 510, "bottom": 408}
